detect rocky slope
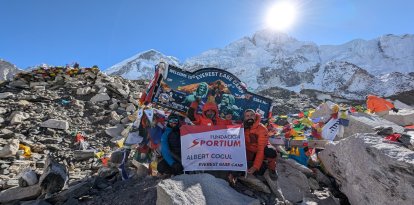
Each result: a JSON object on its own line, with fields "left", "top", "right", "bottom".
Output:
{"left": 0, "top": 68, "right": 343, "bottom": 205}
{"left": 0, "top": 68, "right": 147, "bottom": 193}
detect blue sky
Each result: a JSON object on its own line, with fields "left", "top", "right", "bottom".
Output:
{"left": 1, "top": 0, "right": 413, "bottom": 69}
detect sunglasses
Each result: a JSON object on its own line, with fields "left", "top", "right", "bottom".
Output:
{"left": 168, "top": 118, "right": 179, "bottom": 123}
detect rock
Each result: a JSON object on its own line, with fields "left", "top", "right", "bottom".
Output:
{"left": 73, "top": 99, "right": 84, "bottom": 109}
{"left": 9, "top": 80, "right": 29, "bottom": 89}
{"left": 314, "top": 169, "right": 332, "bottom": 187}
{"left": 98, "top": 87, "right": 107, "bottom": 93}
{"left": 319, "top": 134, "right": 414, "bottom": 205}
{"left": 281, "top": 158, "right": 314, "bottom": 176}
{"left": 90, "top": 93, "right": 110, "bottom": 103}
{"left": 39, "top": 157, "right": 69, "bottom": 194}
{"left": 0, "top": 185, "right": 42, "bottom": 203}
{"left": 110, "top": 111, "right": 121, "bottom": 122}
{"left": 19, "top": 169, "right": 39, "bottom": 187}
{"left": 36, "top": 161, "right": 46, "bottom": 169}
{"left": 132, "top": 160, "right": 149, "bottom": 178}
{"left": 308, "top": 178, "right": 320, "bottom": 190}
{"left": 40, "top": 119, "right": 69, "bottom": 130}
{"left": 126, "top": 103, "right": 136, "bottom": 113}
{"left": 0, "top": 92, "right": 14, "bottom": 99}
{"left": 29, "top": 82, "right": 48, "bottom": 88}
{"left": 157, "top": 173, "right": 260, "bottom": 205}
{"left": 342, "top": 113, "right": 404, "bottom": 139}
{"left": 48, "top": 181, "right": 93, "bottom": 204}
{"left": 105, "top": 124, "right": 124, "bottom": 138}
{"left": 109, "top": 103, "right": 119, "bottom": 110}
{"left": 277, "top": 161, "right": 310, "bottom": 203}
{"left": 76, "top": 87, "right": 91, "bottom": 95}
{"left": 121, "top": 116, "right": 130, "bottom": 124}
{"left": 238, "top": 174, "right": 271, "bottom": 194}
{"left": 263, "top": 169, "right": 286, "bottom": 202}
{"left": 110, "top": 150, "right": 125, "bottom": 164}
{"left": 0, "top": 107, "right": 7, "bottom": 114}
{"left": 18, "top": 100, "right": 32, "bottom": 106}
{"left": 394, "top": 100, "right": 413, "bottom": 110}
{"left": 9, "top": 111, "right": 30, "bottom": 125}
{"left": 6, "top": 179, "right": 19, "bottom": 187}
{"left": 383, "top": 109, "right": 414, "bottom": 126}
{"left": 0, "top": 139, "right": 20, "bottom": 158}
{"left": 21, "top": 199, "right": 52, "bottom": 205}
{"left": 0, "top": 117, "right": 4, "bottom": 124}
{"left": 0, "top": 128, "right": 14, "bottom": 139}
{"left": 33, "top": 85, "right": 45, "bottom": 90}
{"left": 74, "top": 150, "right": 95, "bottom": 161}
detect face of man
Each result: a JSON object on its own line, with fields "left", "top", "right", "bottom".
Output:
{"left": 243, "top": 111, "right": 255, "bottom": 128}
{"left": 225, "top": 113, "right": 233, "bottom": 120}
{"left": 168, "top": 118, "right": 179, "bottom": 128}
{"left": 205, "top": 109, "right": 216, "bottom": 119}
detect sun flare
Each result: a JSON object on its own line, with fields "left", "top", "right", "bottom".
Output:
{"left": 266, "top": 1, "right": 297, "bottom": 31}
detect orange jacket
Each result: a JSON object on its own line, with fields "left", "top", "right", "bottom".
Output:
{"left": 189, "top": 101, "right": 227, "bottom": 126}
{"left": 244, "top": 113, "right": 269, "bottom": 170}
{"left": 366, "top": 95, "right": 395, "bottom": 113}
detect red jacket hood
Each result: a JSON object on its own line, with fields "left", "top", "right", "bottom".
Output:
{"left": 201, "top": 102, "right": 219, "bottom": 118}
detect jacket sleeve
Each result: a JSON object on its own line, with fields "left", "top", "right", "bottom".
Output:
{"left": 367, "top": 99, "right": 375, "bottom": 112}
{"left": 253, "top": 126, "right": 269, "bottom": 170}
{"left": 187, "top": 101, "right": 200, "bottom": 125}
{"left": 161, "top": 128, "right": 175, "bottom": 166}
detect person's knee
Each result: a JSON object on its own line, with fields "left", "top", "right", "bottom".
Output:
{"left": 157, "top": 160, "right": 172, "bottom": 174}
{"left": 264, "top": 147, "right": 277, "bottom": 158}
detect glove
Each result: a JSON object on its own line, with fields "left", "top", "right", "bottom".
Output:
{"left": 391, "top": 108, "right": 399, "bottom": 113}
{"left": 171, "top": 162, "right": 184, "bottom": 175}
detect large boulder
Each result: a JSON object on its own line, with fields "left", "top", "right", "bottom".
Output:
{"left": 9, "top": 111, "right": 30, "bottom": 125}
{"left": 39, "top": 157, "right": 69, "bottom": 194}
{"left": 0, "top": 92, "right": 14, "bottom": 99}
{"left": 105, "top": 124, "right": 124, "bottom": 138}
{"left": 277, "top": 160, "right": 311, "bottom": 203}
{"left": 342, "top": 113, "right": 404, "bottom": 139}
{"left": 90, "top": 93, "right": 110, "bottom": 102}
{"left": 0, "top": 185, "right": 42, "bottom": 203}
{"left": 157, "top": 174, "right": 260, "bottom": 205}
{"left": 0, "top": 139, "right": 20, "bottom": 158}
{"left": 383, "top": 109, "right": 414, "bottom": 126}
{"left": 40, "top": 119, "right": 69, "bottom": 130}
{"left": 319, "top": 134, "right": 414, "bottom": 205}
{"left": 76, "top": 87, "right": 91, "bottom": 95}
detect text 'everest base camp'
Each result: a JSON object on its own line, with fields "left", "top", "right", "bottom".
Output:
{"left": 1, "top": 30, "right": 414, "bottom": 205}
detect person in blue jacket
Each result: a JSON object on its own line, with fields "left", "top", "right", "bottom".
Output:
{"left": 157, "top": 113, "right": 184, "bottom": 175}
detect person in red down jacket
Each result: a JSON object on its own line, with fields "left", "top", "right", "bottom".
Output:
{"left": 187, "top": 98, "right": 229, "bottom": 126}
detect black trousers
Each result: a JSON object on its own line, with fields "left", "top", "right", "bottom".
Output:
{"left": 157, "top": 159, "right": 183, "bottom": 175}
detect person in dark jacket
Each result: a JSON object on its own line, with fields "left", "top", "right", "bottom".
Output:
{"left": 158, "top": 114, "right": 184, "bottom": 175}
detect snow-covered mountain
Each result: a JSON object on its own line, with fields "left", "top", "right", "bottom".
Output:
{"left": 0, "top": 59, "right": 21, "bottom": 81}
{"left": 107, "top": 30, "right": 414, "bottom": 99}
{"left": 105, "top": 49, "right": 180, "bottom": 80}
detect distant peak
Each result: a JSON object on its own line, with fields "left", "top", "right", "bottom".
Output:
{"left": 252, "top": 29, "right": 296, "bottom": 43}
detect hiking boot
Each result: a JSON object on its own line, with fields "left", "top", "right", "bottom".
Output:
{"left": 269, "top": 170, "right": 278, "bottom": 180}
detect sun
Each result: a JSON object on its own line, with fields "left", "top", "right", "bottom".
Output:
{"left": 266, "top": 1, "right": 297, "bottom": 31}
